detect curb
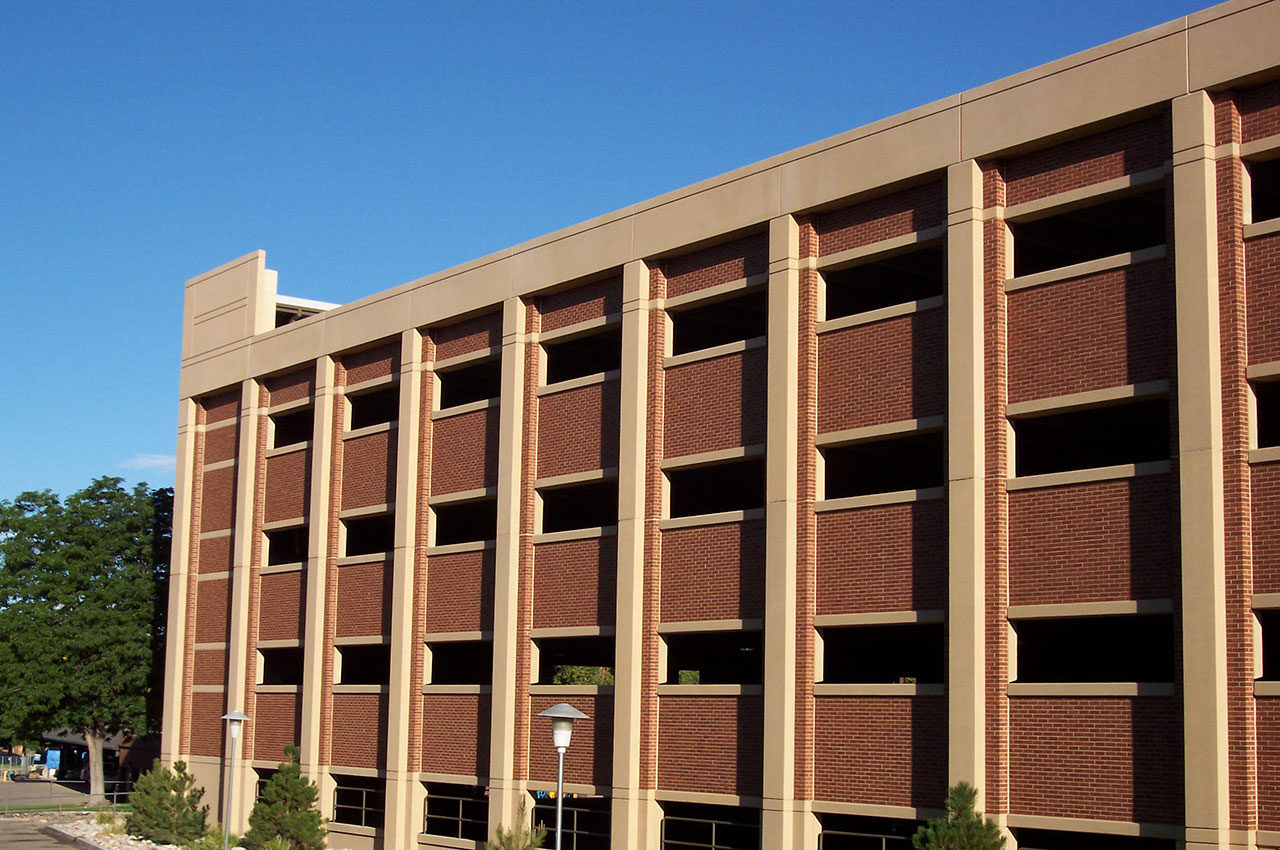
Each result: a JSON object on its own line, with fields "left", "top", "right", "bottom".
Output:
{"left": 40, "top": 823, "right": 114, "bottom": 850}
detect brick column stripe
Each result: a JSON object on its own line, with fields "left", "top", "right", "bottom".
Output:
{"left": 301, "top": 356, "right": 335, "bottom": 790}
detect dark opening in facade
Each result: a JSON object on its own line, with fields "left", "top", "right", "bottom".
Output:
{"left": 266, "top": 525, "right": 308, "bottom": 566}
{"left": 433, "top": 498, "right": 497, "bottom": 546}
{"left": 438, "top": 357, "right": 502, "bottom": 409}
{"left": 823, "top": 243, "right": 946, "bottom": 320}
{"left": 534, "top": 635, "right": 615, "bottom": 685}
{"left": 1013, "top": 614, "right": 1175, "bottom": 683}
{"left": 534, "top": 794, "right": 612, "bottom": 850}
{"left": 1249, "top": 156, "right": 1280, "bottom": 223}
{"left": 818, "top": 813, "right": 921, "bottom": 850}
{"left": 1255, "top": 380, "right": 1280, "bottom": 448}
{"left": 540, "top": 479, "right": 618, "bottom": 533}
{"left": 661, "top": 801, "right": 761, "bottom": 850}
{"left": 1012, "top": 397, "right": 1170, "bottom": 477}
{"left": 1013, "top": 828, "right": 1176, "bottom": 850}
{"left": 271, "top": 408, "right": 313, "bottom": 448}
{"left": 1009, "top": 188, "right": 1166, "bottom": 277}
{"left": 348, "top": 385, "right": 398, "bottom": 430}
{"left": 543, "top": 325, "right": 623, "bottom": 384}
{"left": 423, "top": 782, "right": 488, "bottom": 842}
{"left": 1258, "top": 609, "right": 1280, "bottom": 680}
{"left": 428, "top": 640, "right": 493, "bottom": 686}
{"left": 333, "top": 774, "right": 386, "bottom": 828}
{"left": 821, "top": 623, "right": 945, "bottom": 684}
{"left": 822, "top": 431, "right": 944, "bottom": 499}
{"left": 259, "top": 647, "right": 304, "bottom": 686}
{"left": 667, "top": 457, "right": 766, "bottom": 518}
{"left": 665, "top": 630, "right": 762, "bottom": 685}
{"left": 337, "top": 643, "right": 391, "bottom": 685}
{"left": 669, "top": 289, "right": 768, "bottom": 356}
{"left": 343, "top": 513, "right": 395, "bottom": 557}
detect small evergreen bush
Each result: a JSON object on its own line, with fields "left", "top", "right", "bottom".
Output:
{"left": 125, "top": 760, "right": 208, "bottom": 845}
{"left": 485, "top": 798, "right": 545, "bottom": 850}
{"left": 242, "top": 746, "right": 326, "bottom": 850}
{"left": 912, "top": 782, "right": 1006, "bottom": 850}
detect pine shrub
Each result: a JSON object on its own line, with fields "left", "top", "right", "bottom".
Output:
{"left": 912, "top": 782, "right": 1006, "bottom": 850}
{"left": 485, "top": 798, "right": 545, "bottom": 850}
{"left": 242, "top": 746, "right": 326, "bottom": 850}
{"left": 125, "top": 760, "right": 208, "bottom": 845}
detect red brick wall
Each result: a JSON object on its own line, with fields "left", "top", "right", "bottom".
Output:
{"left": 1008, "top": 475, "right": 1177, "bottom": 605}
{"left": 1008, "top": 261, "right": 1174, "bottom": 403}
{"left": 252, "top": 692, "right": 300, "bottom": 763}
{"left": 335, "top": 560, "right": 391, "bottom": 637}
{"left": 1258, "top": 697, "right": 1280, "bottom": 830}
{"left": 421, "top": 693, "right": 491, "bottom": 777}
{"left": 1247, "top": 233, "right": 1280, "bottom": 365}
{"left": 203, "top": 423, "right": 239, "bottom": 465}
{"left": 197, "top": 536, "right": 233, "bottom": 575}
{"left": 200, "top": 466, "right": 237, "bottom": 532}
{"left": 795, "top": 217, "right": 820, "bottom": 799}
{"left": 265, "top": 370, "right": 313, "bottom": 406}
{"left": 812, "top": 696, "right": 946, "bottom": 808}
{"left": 814, "top": 182, "right": 946, "bottom": 256}
{"left": 532, "top": 537, "right": 617, "bottom": 629}
{"left": 432, "top": 407, "right": 499, "bottom": 495}
{"left": 431, "top": 313, "right": 502, "bottom": 362}
{"left": 529, "top": 695, "right": 612, "bottom": 787}
{"left": 342, "top": 342, "right": 398, "bottom": 386}
{"left": 259, "top": 571, "right": 304, "bottom": 642}
{"left": 264, "top": 449, "right": 311, "bottom": 523}
{"left": 1253, "top": 462, "right": 1280, "bottom": 594}
{"left": 537, "top": 380, "right": 620, "bottom": 478}
{"left": 1237, "top": 79, "right": 1280, "bottom": 144}
{"left": 660, "top": 520, "right": 765, "bottom": 622}
{"left": 425, "top": 549, "right": 495, "bottom": 633}
{"left": 656, "top": 696, "right": 763, "bottom": 796}
{"left": 816, "top": 310, "right": 946, "bottom": 433}
{"left": 640, "top": 267, "right": 668, "bottom": 790}
{"left": 1003, "top": 116, "right": 1170, "bottom": 207}
{"left": 661, "top": 234, "right": 768, "bottom": 299}
{"left": 203, "top": 390, "right": 240, "bottom": 424}
{"left": 192, "top": 649, "right": 226, "bottom": 686}
{"left": 1008, "top": 697, "right": 1183, "bottom": 824}
{"left": 330, "top": 693, "right": 388, "bottom": 769}
{"left": 189, "top": 691, "right": 226, "bottom": 757}
{"left": 195, "top": 578, "right": 232, "bottom": 643}
{"left": 341, "top": 431, "right": 395, "bottom": 509}
{"left": 538, "top": 276, "right": 623, "bottom": 332}
{"left": 816, "top": 503, "right": 947, "bottom": 615}
{"left": 664, "top": 348, "right": 767, "bottom": 457}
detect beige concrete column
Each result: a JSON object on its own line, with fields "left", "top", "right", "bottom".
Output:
{"left": 489, "top": 296, "right": 528, "bottom": 836}
{"left": 1173, "top": 90, "right": 1230, "bottom": 850}
{"left": 301, "top": 357, "right": 336, "bottom": 787}
{"left": 161, "top": 397, "right": 199, "bottom": 765}
{"left": 224, "top": 378, "right": 261, "bottom": 833}
{"left": 386, "top": 330, "right": 424, "bottom": 850}
{"left": 762, "top": 214, "right": 804, "bottom": 850}
{"left": 946, "top": 160, "right": 987, "bottom": 797}
{"left": 612, "top": 259, "right": 659, "bottom": 850}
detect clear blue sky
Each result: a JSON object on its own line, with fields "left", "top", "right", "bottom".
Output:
{"left": 0, "top": 0, "right": 1209, "bottom": 501}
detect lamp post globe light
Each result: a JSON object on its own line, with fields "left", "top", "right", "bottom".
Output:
{"left": 537, "top": 703, "right": 589, "bottom": 850}
{"left": 220, "top": 711, "right": 250, "bottom": 850}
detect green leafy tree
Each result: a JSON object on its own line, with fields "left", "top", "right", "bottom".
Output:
{"left": 125, "top": 760, "right": 208, "bottom": 844}
{"left": 0, "top": 477, "right": 172, "bottom": 803}
{"left": 912, "top": 782, "right": 1006, "bottom": 850}
{"left": 243, "top": 746, "right": 327, "bottom": 850}
{"left": 485, "top": 798, "right": 545, "bottom": 850}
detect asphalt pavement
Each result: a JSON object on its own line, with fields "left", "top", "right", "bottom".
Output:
{"left": 0, "top": 780, "right": 89, "bottom": 812}
{"left": 0, "top": 819, "right": 77, "bottom": 848}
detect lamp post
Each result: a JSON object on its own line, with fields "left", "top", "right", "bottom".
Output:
{"left": 536, "top": 703, "right": 588, "bottom": 850}
{"left": 220, "top": 711, "right": 250, "bottom": 850}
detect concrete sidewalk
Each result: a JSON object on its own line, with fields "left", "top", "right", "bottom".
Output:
{"left": 0, "top": 819, "right": 77, "bottom": 848}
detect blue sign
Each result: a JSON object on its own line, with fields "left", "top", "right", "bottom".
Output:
{"left": 44, "top": 750, "right": 60, "bottom": 771}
